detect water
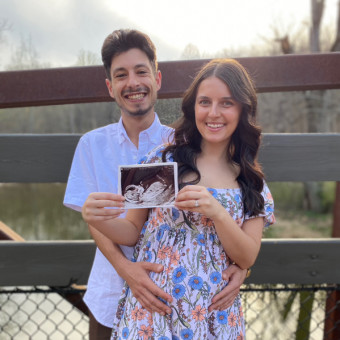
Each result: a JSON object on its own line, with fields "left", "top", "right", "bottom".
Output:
{"left": 0, "top": 183, "right": 89, "bottom": 240}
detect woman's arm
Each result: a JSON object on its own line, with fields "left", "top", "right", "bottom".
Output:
{"left": 88, "top": 212, "right": 147, "bottom": 246}
{"left": 82, "top": 192, "right": 148, "bottom": 246}
{"left": 175, "top": 185, "right": 263, "bottom": 269}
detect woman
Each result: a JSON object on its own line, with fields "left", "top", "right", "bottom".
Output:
{"left": 83, "top": 58, "right": 275, "bottom": 339}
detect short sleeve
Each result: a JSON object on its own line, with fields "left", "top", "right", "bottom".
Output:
{"left": 63, "top": 135, "right": 97, "bottom": 211}
{"left": 245, "top": 181, "right": 275, "bottom": 228}
{"left": 138, "top": 143, "right": 173, "bottom": 164}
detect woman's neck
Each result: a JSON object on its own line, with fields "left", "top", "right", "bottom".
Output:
{"left": 194, "top": 145, "right": 240, "bottom": 189}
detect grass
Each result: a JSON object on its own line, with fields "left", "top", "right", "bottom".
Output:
{"left": 264, "top": 210, "right": 333, "bottom": 239}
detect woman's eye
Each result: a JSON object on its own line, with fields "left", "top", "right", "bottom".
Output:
{"left": 199, "top": 100, "right": 210, "bottom": 105}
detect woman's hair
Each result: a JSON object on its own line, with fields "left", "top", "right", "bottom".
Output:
{"left": 163, "top": 58, "right": 264, "bottom": 216}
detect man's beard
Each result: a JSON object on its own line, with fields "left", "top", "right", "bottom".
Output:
{"left": 124, "top": 105, "right": 152, "bottom": 117}
{"left": 120, "top": 100, "right": 156, "bottom": 117}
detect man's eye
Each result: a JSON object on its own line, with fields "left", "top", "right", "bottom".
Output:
{"left": 115, "top": 73, "right": 126, "bottom": 78}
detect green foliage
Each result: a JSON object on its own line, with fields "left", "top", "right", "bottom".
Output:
{"left": 269, "top": 182, "right": 305, "bottom": 210}
{"left": 155, "top": 98, "right": 182, "bottom": 126}
{"left": 269, "top": 182, "right": 335, "bottom": 213}
{"left": 0, "top": 102, "right": 121, "bottom": 134}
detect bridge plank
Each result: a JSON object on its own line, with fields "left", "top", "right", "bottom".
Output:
{"left": 1, "top": 133, "right": 340, "bottom": 182}
{"left": 1, "top": 53, "right": 339, "bottom": 108}
{"left": 0, "top": 239, "right": 339, "bottom": 286}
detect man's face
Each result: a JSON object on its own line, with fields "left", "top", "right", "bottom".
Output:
{"left": 105, "top": 48, "right": 161, "bottom": 118}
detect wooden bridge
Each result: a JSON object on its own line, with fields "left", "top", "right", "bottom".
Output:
{"left": 1, "top": 53, "right": 340, "bottom": 339}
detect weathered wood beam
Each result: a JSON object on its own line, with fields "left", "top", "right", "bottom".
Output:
{"left": 1, "top": 133, "right": 340, "bottom": 183}
{"left": 0, "top": 53, "right": 339, "bottom": 108}
{"left": 0, "top": 239, "right": 339, "bottom": 286}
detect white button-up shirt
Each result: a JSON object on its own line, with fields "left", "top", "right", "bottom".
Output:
{"left": 64, "top": 114, "right": 173, "bottom": 327}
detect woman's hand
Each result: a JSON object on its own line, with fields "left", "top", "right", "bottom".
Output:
{"left": 174, "top": 185, "right": 225, "bottom": 220}
{"left": 81, "top": 192, "right": 125, "bottom": 225}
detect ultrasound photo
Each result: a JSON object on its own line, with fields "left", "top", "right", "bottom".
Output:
{"left": 118, "top": 162, "right": 178, "bottom": 209}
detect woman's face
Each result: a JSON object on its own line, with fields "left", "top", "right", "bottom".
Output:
{"left": 194, "top": 76, "right": 242, "bottom": 149}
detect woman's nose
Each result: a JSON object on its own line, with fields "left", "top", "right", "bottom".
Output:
{"left": 208, "top": 103, "right": 220, "bottom": 117}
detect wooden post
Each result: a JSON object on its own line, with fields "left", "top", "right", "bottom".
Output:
{"left": 324, "top": 182, "right": 340, "bottom": 340}
{"left": 0, "top": 221, "right": 25, "bottom": 241}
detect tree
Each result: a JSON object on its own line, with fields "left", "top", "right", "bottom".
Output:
{"left": 0, "top": 18, "right": 11, "bottom": 69}
{"left": 6, "top": 35, "right": 50, "bottom": 71}
{"left": 180, "top": 43, "right": 201, "bottom": 60}
{"left": 75, "top": 49, "right": 101, "bottom": 66}
{"left": 271, "top": 0, "right": 340, "bottom": 212}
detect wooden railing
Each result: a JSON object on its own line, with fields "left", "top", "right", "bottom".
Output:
{"left": 1, "top": 53, "right": 340, "bottom": 338}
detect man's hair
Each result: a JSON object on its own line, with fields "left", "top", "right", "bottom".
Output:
{"left": 101, "top": 29, "right": 158, "bottom": 79}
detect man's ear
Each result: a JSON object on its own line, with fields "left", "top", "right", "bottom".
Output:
{"left": 105, "top": 78, "right": 115, "bottom": 99}
{"left": 156, "top": 70, "right": 162, "bottom": 91}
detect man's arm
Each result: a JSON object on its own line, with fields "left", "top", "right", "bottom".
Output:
{"left": 89, "top": 225, "right": 172, "bottom": 315}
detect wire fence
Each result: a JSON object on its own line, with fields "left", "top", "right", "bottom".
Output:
{"left": 1, "top": 284, "right": 339, "bottom": 340}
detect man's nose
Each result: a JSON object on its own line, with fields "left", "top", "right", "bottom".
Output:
{"left": 126, "top": 73, "right": 140, "bottom": 88}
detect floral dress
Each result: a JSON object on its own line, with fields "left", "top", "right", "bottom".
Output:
{"left": 111, "top": 145, "right": 275, "bottom": 340}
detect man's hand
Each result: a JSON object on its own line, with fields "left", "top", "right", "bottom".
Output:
{"left": 121, "top": 261, "right": 173, "bottom": 316}
{"left": 208, "top": 264, "right": 247, "bottom": 312}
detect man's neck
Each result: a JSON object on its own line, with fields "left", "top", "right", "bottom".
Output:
{"left": 121, "top": 111, "right": 155, "bottom": 148}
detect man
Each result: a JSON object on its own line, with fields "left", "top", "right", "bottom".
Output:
{"left": 64, "top": 29, "right": 247, "bottom": 339}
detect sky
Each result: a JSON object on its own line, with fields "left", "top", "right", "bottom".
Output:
{"left": 0, "top": 0, "right": 338, "bottom": 69}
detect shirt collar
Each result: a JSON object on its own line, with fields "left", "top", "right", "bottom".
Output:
{"left": 117, "top": 113, "right": 163, "bottom": 145}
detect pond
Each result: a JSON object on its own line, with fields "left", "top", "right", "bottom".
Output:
{"left": 0, "top": 183, "right": 89, "bottom": 240}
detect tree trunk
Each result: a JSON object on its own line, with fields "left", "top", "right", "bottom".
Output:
{"left": 303, "top": 0, "right": 325, "bottom": 212}
{"left": 310, "top": 0, "right": 325, "bottom": 52}
{"left": 331, "top": 0, "right": 340, "bottom": 51}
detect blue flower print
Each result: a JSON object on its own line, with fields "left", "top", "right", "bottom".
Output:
{"left": 188, "top": 276, "right": 203, "bottom": 290}
{"left": 208, "top": 188, "right": 218, "bottom": 198}
{"left": 196, "top": 234, "right": 206, "bottom": 246}
{"left": 172, "top": 266, "right": 187, "bottom": 283}
{"left": 155, "top": 147, "right": 164, "bottom": 159}
{"left": 209, "top": 233, "right": 216, "bottom": 242}
{"left": 210, "top": 271, "right": 222, "bottom": 284}
{"left": 234, "top": 193, "right": 241, "bottom": 203}
{"left": 172, "top": 284, "right": 186, "bottom": 299}
{"left": 139, "top": 156, "right": 148, "bottom": 164}
{"left": 172, "top": 336, "right": 180, "bottom": 340}
{"left": 157, "top": 224, "right": 170, "bottom": 241}
{"left": 158, "top": 336, "right": 170, "bottom": 340}
{"left": 180, "top": 329, "right": 194, "bottom": 339}
{"left": 172, "top": 208, "right": 180, "bottom": 221}
{"left": 122, "top": 327, "right": 129, "bottom": 339}
{"left": 144, "top": 251, "right": 152, "bottom": 262}
{"left": 217, "top": 311, "right": 228, "bottom": 325}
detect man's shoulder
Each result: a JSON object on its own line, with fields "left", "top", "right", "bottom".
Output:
{"left": 80, "top": 123, "right": 119, "bottom": 142}
{"left": 159, "top": 124, "right": 174, "bottom": 139}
